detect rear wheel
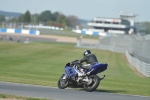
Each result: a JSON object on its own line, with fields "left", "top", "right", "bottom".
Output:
{"left": 58, "top": 74, "right": 69, "bottom": 89}
{"left": 83, "top": 75, "right": 100, "bottom": 92}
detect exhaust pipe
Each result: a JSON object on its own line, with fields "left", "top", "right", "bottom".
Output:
{"left": 99, "top": 75, "right": 105, "bottom": 80}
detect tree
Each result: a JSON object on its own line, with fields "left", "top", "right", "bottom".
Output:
{"left": 31, "top": 14, "right": 39, "bottom": 24}
{"left": 56, "top": 14, "right": 68, "bottom": 26}
{"left": 18, "top": 15, "right": 24, "bottom": 22}
{"left": 11, "top": 17, "right": 18, "bottom": 22}
{"left": 23, "top": 10, "right": 31, "bottom": 23}
{"left": 141, "top": 22, "right": 150, "bottom": 34}
{"left": 67, "top": 15, "right": 80, "bottom": 29}
{"left": 53, "top": 12, "right": 60, "bottom": 21}
{"left": 0, "top": 15, "right": 5, "bottom": 22}
{"left": 38, "top": 10, "right": 53, "bottom": 23}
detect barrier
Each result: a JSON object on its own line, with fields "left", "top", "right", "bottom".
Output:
{"left": 0, "top": 28, "right": 40, "bottom": 35}
{"left": 24, "top": 25, "right": 64, "bottom": 30}
{"left": 77, "top": 38, "right": 125, "bottom": 53}
{"left": 72, "top": 29, "right": 111, "bottom": 36}
{"left": 126, "top": 50, "right": 150, "bottom": 77}
{"left": 0, "top": 28, "right": 7, "bottom": 32}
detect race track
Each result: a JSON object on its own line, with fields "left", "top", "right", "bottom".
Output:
{"left": 0, "top": 81, "right": 149, "bottom": 100}
{"left": 0, "top": 33, "right": 77, "bottom": 43}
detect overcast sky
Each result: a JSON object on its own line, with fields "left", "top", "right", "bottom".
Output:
{"left": 0, "top": 0, "right": 150, "bottom": 22}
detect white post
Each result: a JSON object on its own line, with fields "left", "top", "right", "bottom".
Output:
{"left": 21, "top": 23, "right": 23, "bottom": 29}
{"left": 2, "top": 22, "right": 4, "bottom": 28}
{"left": 14, "top": 23, "right": 16, "bottom": 29}
{"left": 10, "top": 23, "right": 12, "bottom": 28}
{"left": 29, "top": 23, "right": 30, "bottom": 30}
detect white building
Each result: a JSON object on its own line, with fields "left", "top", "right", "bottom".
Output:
{"left": 87, "top": 14, "right": 137, "bottom": 35}
{"left": 73, "top": 14, "right": 137, "bottom": 36}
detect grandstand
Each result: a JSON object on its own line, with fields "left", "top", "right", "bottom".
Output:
{"left": 87, "top": 14, "right": 137, "bottom": 35}
{"left": 73, "top": 13, "right": 137, "bottom": 36}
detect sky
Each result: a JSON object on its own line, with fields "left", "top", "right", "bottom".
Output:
{"left": 0, "top": 0, "right": 150, "bottom": 22}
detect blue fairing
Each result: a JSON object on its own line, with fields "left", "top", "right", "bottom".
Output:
{"left": 86, "top": 63, "right": 108, "bottom": 75}
{"left": 65, "top": 63, "right": 107, "bottom": 76}
{"left": 65, "top": 66, "right": 77, "bottom": 76}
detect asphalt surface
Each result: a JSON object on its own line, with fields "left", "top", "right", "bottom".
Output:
{"left": 0, "top": 33, "right": 78, "bottom": 43}
{"left": 0, "top": 81, "right": 149, "bottom": 100}
{"left": 0, "top": 33, "right": 57, "bottom": 43}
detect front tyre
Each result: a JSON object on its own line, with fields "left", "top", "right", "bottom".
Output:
{"left": 83, "top": 75, "right": 100, "bottom": 92}
{"left": 58, "top": 74, "right": 69, "bottom": 89}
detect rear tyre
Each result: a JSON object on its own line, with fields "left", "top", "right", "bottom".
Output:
{"left": 83, "top": 75, "right": 100, "bottom": 92}
{"left": 58, "top": 74, "right": 69, "bottom": 89}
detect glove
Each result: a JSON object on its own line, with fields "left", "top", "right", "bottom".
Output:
{"left": 70, "top": 62, "right": 74, "bottom": 66}
{"left": 78, "top": 60, "right": 81, "bottom": 63}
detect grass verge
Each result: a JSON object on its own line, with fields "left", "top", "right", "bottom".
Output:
{"left": 0, "top": 94, "right": 52, "bottom": 100}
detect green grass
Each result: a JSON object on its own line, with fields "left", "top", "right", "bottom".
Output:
{"left": 0, "top": 94, "right": 52, "bottom": 100}
{"left": 0, "top": 41, "right": 150, "bottom": 96}
{"left": 40, "top": 29, "right": 100, "bottom": 39}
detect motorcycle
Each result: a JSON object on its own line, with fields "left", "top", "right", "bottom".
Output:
{"left": 58, "top": 60, "right": 108, "bottom": 92}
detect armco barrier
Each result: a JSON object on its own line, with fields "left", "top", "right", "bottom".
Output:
{"left": 0, "top": 28, "right": 40, "bottom": 35}
{"left": 72, "top": 29, "right": 111, "bottom": 36}
{"left": 0, "top": 28, "right": 7, "bottom": 32}
{"left": 126, "top": 50, "right": 150, "bottom": 77}
{"left": 24, "top": 25, "right": 63, "bottom": 30}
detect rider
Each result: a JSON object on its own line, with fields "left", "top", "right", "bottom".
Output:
{"left": 79, "top": 50, "right": 98, "bottom": 70}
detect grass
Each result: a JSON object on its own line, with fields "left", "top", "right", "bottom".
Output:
{"left": 0, "top": 94, "right": 52, "bottom": 100}
{"left": 40, "top": 29, "right": 100, "bottom": 39}
{"left": 0, "top": 41, "right": 150, "bottom": 96}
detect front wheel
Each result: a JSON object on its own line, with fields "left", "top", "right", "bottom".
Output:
{"left": 83, "top": 75, "right": 100, "bottom": 92}
{"left": 58, "top": 74, "right": 69, "bottom": 89}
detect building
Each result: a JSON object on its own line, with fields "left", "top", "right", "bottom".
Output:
{"left": 88, "top": 14, "right": 137, "bottom": 35}
{"left": 73, "top": 14, "right": 137, "bottom": 36}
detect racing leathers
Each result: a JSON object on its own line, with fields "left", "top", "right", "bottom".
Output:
{"left": 79, "top": 54, "right": 98, "bottom": 69}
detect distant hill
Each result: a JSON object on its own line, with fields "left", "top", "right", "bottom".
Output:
{"left": 0, "top": 10, "right": 22, "bottom": 17}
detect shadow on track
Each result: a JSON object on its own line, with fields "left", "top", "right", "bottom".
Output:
{"left": 95, "top": 89, "right": 126, "bottom": 93}
{"left": 78, "top": 88, "right": 126, "bottom": 93}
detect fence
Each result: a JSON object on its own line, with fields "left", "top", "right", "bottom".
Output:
{"left": 0, "top": 22, "right": 64, "bottom": 31}
{"left": 78, "top": 39, "right": 126, "bottom": 53}
{"left": 126, "top": 50, "right": 150, "bottom": 77}
{"left": 79, "top": 35, "right": 150, "bottom": 63}
{"left": 77, "top": 34, "right": 150, "bottom": 77}
{"left": 132, "top": 40, "right": 150, "bottom": 64}
{"left": 77, "top": 38, "right": 99, "bottom": 48}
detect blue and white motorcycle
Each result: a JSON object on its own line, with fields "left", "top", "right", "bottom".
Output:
{"left": 58, "top": 60, "right": 108, "bottom": 92}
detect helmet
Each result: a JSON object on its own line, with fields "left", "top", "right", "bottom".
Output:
{"left": 84, "top": 50, "right": 91, "bottom": 56}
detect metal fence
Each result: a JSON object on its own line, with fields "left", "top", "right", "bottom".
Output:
{"left": 78, "top": 35, "right": 132, "bottom": 52}
{"left": 0, "top": 22, "right": 27, "bottom": 29}
{"left": 77, "top": 34, "right": 150, "bottom": 77}
{"left": 0, "top": 22, "right": 64, "bottom": 31}
{"left": 126, "top": 50, "right": 150, "bottom": 77}
{"left": 132, "top": 40, "right": 150, "bottom": 64}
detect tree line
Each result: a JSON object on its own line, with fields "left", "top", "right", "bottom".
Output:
{"left": 0, "top": 10, "right": 80, "bottom": 29}
{"left": 140, "top": 22, "right": 150, "bottom": 34}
